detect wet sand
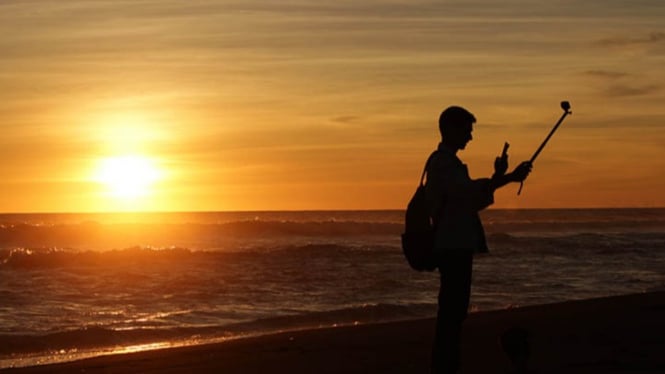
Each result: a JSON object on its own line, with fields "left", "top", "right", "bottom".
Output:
{"left": 3, "top": 292, "right": 664, "bottom": 373}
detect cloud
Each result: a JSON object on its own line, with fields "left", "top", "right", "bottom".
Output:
{"left": 583, "top": 70, "right": 628, "bottom": 80}
{"left": 582, "top": 70, "right": 660, "bottom": 98}
{"left": 605, "top": 83, "right": 660, "bottom": 97}
{"left": 596, "top": 31, "right": 665, "bottom": 47}
{"left": 331, "top": 115, "right": 360, "bottom": 124}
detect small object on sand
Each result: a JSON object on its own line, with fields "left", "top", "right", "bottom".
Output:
{"left": 500, "top": 327, "right": 530, "bottom": 373}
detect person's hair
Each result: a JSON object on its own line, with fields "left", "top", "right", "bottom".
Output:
{"left": 438, "top": 106, "right": 476, "bottom": 137}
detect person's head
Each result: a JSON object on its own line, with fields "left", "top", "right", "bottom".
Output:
{"left": 438, "top": 106, "right": 476, "bottom": 151}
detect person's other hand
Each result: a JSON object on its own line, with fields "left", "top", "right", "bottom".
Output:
{"left": 511, "top": 161, "right": 532, "bottom": 182}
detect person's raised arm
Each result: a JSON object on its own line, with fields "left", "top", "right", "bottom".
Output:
{"left": 490, "top": 161, "right": 532, "bottom": 191}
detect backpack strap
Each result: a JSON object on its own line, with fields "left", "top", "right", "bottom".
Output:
{"left": 421, "top": 150, "right": 444, "bottom": 228}
{"left": 419, "top": 150, "right": 439, "bottom": 187}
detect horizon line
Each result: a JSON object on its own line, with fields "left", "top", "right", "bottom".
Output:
{"left": 1, "top": 206, "right": 664, "bottom": 215}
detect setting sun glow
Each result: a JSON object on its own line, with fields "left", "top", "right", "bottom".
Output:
{"left": 1, "top": 1, "right": 665, "bottom": 212}
{"left": 95, "top": 156, "right": 162, "bottom": 200}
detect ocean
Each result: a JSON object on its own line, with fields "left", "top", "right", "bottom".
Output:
{"left": 1, "top": 208, "right": 664, "bottom": 368}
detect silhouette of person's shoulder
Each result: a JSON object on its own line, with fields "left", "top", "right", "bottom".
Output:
{"left": 430, "top": 149, "right": 460, "bottom": 169}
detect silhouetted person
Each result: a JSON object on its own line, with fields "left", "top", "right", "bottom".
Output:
{"left": 426, "top": 106, "right": 531, "bottom": 373}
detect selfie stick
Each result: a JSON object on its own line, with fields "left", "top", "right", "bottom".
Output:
{"left": 518, "top": 101, "right": 572, "bottom": 195}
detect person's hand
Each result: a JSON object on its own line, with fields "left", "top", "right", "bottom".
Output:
{"left": 511, "top": 161, "right": 532, "bottom": 182}
{"left": 494, "top": 154, "right": 508, "bottom": 176}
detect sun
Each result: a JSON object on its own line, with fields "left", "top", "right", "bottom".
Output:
{"left": 95, "top": 155, "right": 162, "bottom": 200}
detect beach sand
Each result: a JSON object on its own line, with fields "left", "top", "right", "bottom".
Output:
{"left": 3, "top": 292, "right": 664, "bottom": 373}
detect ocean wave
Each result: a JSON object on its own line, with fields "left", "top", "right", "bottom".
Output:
{"left": 486, "top": 231, "right": 665, "bottom": 256}
{"left": 0, "top": 221, "right": 402, "bottom": 250}
{"left": 0, "top": 302, "right": 435, "bottom": 357}
{"left": 2, "top": 209, "right": 664, "bottom": 251}
{"left": 0, "top": 246, "right": 194, "bottom": 269}
{"left": 2, "top": 230, "right": 664, "bottom": 269}
{"left": 0, "top": 242, "right": 398, "bottom": 270}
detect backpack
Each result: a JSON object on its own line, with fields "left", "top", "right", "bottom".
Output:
{"left": 401, "top": 151, "right": 439, "bottom": 271}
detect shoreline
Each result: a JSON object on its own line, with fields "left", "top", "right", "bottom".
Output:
{"left": 3, "top": 291, "right": 664, "bottom": 373}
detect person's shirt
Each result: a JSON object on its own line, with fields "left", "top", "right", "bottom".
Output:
{"left": 425, "top": 143, "right": 493, "bottom": 254}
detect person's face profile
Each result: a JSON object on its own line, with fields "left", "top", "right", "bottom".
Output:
{"left": 451, "top": 122, "right": 473, "bottom": 150}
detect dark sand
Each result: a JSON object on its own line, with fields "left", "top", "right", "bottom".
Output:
{"left": 3, "top": 292, "right": 664, "bottom": 373}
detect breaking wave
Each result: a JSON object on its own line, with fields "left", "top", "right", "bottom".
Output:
{"left": 0, "top": 302, "right": 435, "bottom": 357}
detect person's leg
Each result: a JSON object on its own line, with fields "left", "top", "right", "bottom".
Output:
{"left": 432, "top": 252, "right": 473, "bottom": 374}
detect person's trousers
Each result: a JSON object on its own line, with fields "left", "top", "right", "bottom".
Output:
{"left": 431, "top": 251, "right": 473, "bottom": 374}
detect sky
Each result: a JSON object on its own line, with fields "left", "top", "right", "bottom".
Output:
{"left": 1, "top": 0, "right": 664, "bottom": 212}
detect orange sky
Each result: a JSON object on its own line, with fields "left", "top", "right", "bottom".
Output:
{"left": 1, "top": 1, "right": 664, "bottom": 212}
